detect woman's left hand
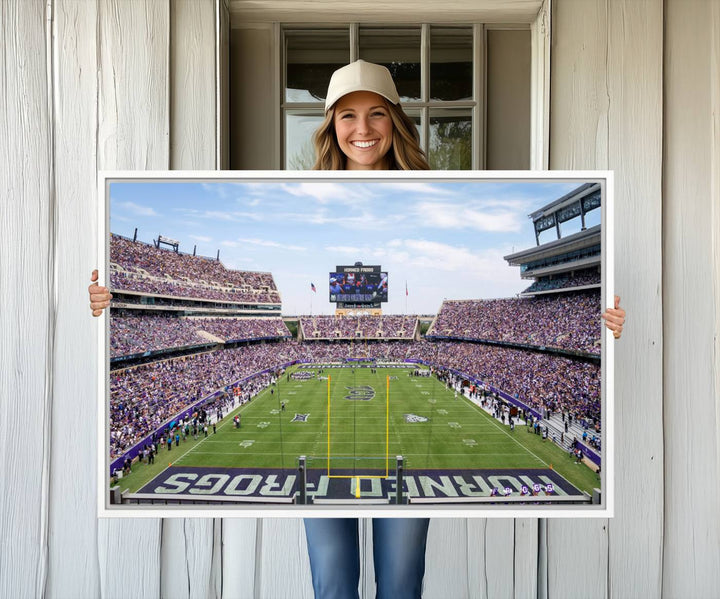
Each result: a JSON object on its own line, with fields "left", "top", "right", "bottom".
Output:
{"left": 602, "top": 295, "right": 625, "bottom": 339}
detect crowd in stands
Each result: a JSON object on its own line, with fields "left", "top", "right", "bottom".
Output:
{"left": 110, "top": 235, "right": 280, "bottom": 304}
{"left": 110, "top": 315, "right": 291, "bottom": 357}
{"left": 109, "top": 338, "right": 599, "bottom": 458}
{"left": 109, "top": 343, "right": 293, "bottom": 457}
{"left": 300, "top": 314, "right": 418, "bottom": 339}
{"left": 404, "top": 340, "right": 601, "bottom": 425}
{"left": 111, "top": 315, "right": 205, "bottom": 357}
{"left": 427, "top": 291, "right": 601, "bottom": 354}
{"left": 523, "top": 269, "right": 601, "bottom": 294}
{"left": 192, "top": 317, "right": 291, "bottom": 342}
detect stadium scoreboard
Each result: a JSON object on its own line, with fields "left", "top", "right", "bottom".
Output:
{"left": 329, "top": 264, "right": 387, "bottom": 306}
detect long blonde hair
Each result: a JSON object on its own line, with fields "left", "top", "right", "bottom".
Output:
{"left": 312, "top": 100, "right": 430, "bottom": 171}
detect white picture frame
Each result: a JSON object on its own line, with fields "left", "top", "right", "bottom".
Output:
{"left": 97, "top": 170, "right": 614, "bottom": 519}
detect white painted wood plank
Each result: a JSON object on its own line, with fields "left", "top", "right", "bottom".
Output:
{"left": 47, "top": 0, "right": 102, "bottom": 596}
{"left": 712, "top": 11, "right": 720, "bottom": 561}
{"left": 550, "top": 0, "right": 608, "bottom": 171}
{"left": 221, "top": 519, "right": 258, "bottom": 599}
{"left": 464, "top": 519, "right": 519, "bottom": 599}
{"left": 466, "top": 520, "right": 487, "bottom": 599}
{"left": 256, "top": 519, "right": 314, "bottom": 598}
{"left": 98, "top": 520, "right": 162, "bottom": 599}
{"left": 96, "top": 1, "right": 170, "bottom": 596}
{"left": 423, "top": 519, "right": 470, "bottom": 599}
{"left": 547, "top": 520, "right": 607, "bottom": 599}
{"left": 513, "top": 519, "right": 539, "bottom": 599}
{"left": 547, "top": 2, "right": 610, "bottom": 596}
{"left": 97, "top": 0, "right": 170, "bottom": 171}
{"left": 663, "top": 1, "right": 720, "bottom": 596}
{"left": 0, "top": 1, "right": 52, "bottom": 597}
{"left": 161, "top": 520, "right": 217, "bottom": 599}
{"left": 485, "top": 520, "right": 516, "bottom": 598}
{"left": 161, "top": 2, "right": 219, "bottom": 598}
{"left": 170, "top": 0, "right": 216, "bottom": 170}
{"left": 605, "top": 2, "right": 664, "bottom": 598}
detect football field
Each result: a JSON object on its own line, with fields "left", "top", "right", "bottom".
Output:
{"left": 120, "top": 364, "right": 600, "bottom": 499}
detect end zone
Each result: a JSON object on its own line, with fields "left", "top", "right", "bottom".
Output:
{"left": 126, "top": 465, "right": 585, "bottom": 505}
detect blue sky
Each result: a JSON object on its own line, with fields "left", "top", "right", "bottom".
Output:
{"left": 109, "top": 178, "right": 601, "bottom": 315}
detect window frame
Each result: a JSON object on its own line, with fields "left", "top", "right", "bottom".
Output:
{"left": 281, "top": 23, "right": 490, "bottom": 170}
{"left": 225, "top": 2, "right": 551, "bottom": 171}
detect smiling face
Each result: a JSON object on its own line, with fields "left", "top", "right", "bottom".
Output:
{"left": 333, "top": 91, "right": 394, "bottom": 170}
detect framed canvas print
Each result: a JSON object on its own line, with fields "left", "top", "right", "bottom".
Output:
{"left": 97, "top": 171, "right": 614, "bottom": 518}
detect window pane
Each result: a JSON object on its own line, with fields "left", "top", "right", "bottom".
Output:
{"left": 430, "top": 27, "right": 473, "bottom": 101}
{"left": 359, "top": 28, "right": 421, "bottom": 102}
{"left": 285, "top": 112, "right": 324, "bottom": 170}
{"left": 429, "top": 109, "right": 472, "bottom": 170}
{"left": 286, "top": 30, "right": 349, "bottom": 103}
{"left": 402, "top": 109, "right": 423, "bottom": 148}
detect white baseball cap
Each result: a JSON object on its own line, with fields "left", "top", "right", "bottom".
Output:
{"left": 324, "top": 60, "right": 400, "bottom": 112}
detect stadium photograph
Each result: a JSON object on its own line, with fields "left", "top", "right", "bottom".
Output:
{"left": 101, "top": 174, "right": 610, "bottom": 513}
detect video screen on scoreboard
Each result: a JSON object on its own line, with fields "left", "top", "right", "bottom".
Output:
{"left": 329, "top": 265, "right": 387, "bottom": 303}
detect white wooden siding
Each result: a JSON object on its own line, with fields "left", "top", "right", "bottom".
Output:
{"left": 549, "top": 1, "right": 664, "bottom": 598}
{"left": 2, "top": 0, "right": 719, "bottom": 597}
{"left": 662, "top": 1, "right": 720, "bottom": 597}
{"left": 47, "top": 0, "right": 102, "bottom": 596}
{"left": 0, "top": 1, "right": 52, "bottom": 597}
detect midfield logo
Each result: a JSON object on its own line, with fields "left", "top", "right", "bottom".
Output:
{"left": 404, "top": 413, "right": 429, "bottom": 423}
{"left": 344, "top": 385, "right": 375, "bottom": 401}
{"left": 292, "top": 413, "right": 309, "bottom": 422}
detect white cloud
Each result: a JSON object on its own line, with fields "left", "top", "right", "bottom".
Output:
{"left": 114, "top": 201, "right": 158, "bottom": 217}
{"left": 189, "top": 234, "right": 212, "bottom": 243}
{"left": 177, "top": 208, "right": 265, "bottom": 222}
{"left": 224, "top": 238, "right": 307, "bottom": 252}
{"left": 379, "top": 239, "right": 513, "bottom": 279}
{"left": 269, "top": 209, "right": 405, "bottom": 231}
{"left": 323, "top": 245, "right": 358, "bottom": 254}
{"left": 323, "top": 246, "right": 390, "bottom": 262}
{"left": 375, "top": 182, "right": 454, "bottom": 195}
{"left": 280, "top": 182, "right": 367, "bottom": 205}
{"left": 412, "top": 201, "right": 525, "bottom": 232}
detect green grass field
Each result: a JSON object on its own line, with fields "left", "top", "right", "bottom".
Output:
{"left": 118, "top": 364, "right": 600, "bottom": 495}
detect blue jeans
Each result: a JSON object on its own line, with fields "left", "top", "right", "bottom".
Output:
{"left": 304, "top": 518, "right": 430, "bottom": 599}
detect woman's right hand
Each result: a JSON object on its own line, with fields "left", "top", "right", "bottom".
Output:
{"left": 89, "top": 269, "right": 112, "bottom": 316}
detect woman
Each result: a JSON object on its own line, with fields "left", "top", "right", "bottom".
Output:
{"left": 303, "top": 60, "right": 433, "bottom": 599}
{"left": 89, "top": 60, "right": 626, "bottom": 599}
